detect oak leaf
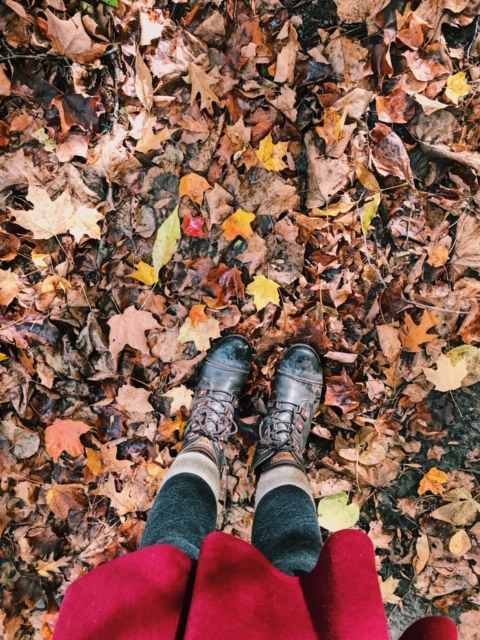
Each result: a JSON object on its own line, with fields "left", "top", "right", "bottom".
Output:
{"left": 255, "top": 133, "right": 289, "bottom": 171}
{"left": 44, "top": 419, "right": 91, "bottom": 460}
{"left": 423, "top": 354, "right": 468, "bottom": 392}
{"left": 399, "top": 310, "right": 438, "bottom": 353}
{"left": 187, "top": 63, "right": 221, "bottom": 114}
{"left": 246, "top": 275, "right": 280, "bottom": 311}
{"left": 152, "top": 206, "right": 181, "bottom": 272}
{"left": 418, "top": 466, "right": 449, "bottom": 496}
{"left": 179, "top": 173, "right": 211, "bottom": 205}
{"left": 107, "top": 305, "right": 160, "bottom": 360}
{"left": 223, "top": 209, "right": 255, "bottom": 241}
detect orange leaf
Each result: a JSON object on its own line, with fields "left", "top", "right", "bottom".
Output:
{"left": 223, "top": 209, "right": 255, "bottom": 241}
{"left": 399, "top": 310, "right": 438, "bottom": 353}
{"left": 44, "top": 419, "right": 91, "bottom": 460}
{"left": 189, "top": 304, "right": 208, "bottom": 326}
{"left": 418, "top": 467, "right": 449, "bottom": 496}
{"left": 179, "top": 173, "right": 211, "bottom": 205}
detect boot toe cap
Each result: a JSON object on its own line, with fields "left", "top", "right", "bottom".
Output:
{"left": 278, "top": 344, "right": 323, "bottom": 384}
{"left": 207, "top": 334, "right": 253, "bottom": 372}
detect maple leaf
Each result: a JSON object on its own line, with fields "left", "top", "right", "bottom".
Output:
{"left": 115, "top": 384, "right": 153, "bottom": 416}
{"left": 178, "top": 312, "right": 221, "bottom": 352}
{"left": 45, "top": 9, "right": 108, "bottom": 63}
{"left": 399, "top": 310, "right": 438, "bottom": 353}
{"left": 46, "top": 484, "right": 86, "bottom": 519}
{"left": 152, "top": 206, "right": 181, "bottom": 272}
{"left": 445, "top": 71, "right": 471, "bottom": 105}
{"left": 418, "top": 467, "right": 449, "bottom": 496}
{"left": 107, "top": 305, "right": 160, "bottom": 360}
{"left": 222, "top": 209, "right": 255, "bottom": 241}
{"left": 423, "top": 354, "right": 468, "bottom": 392}
{"left": 246, "top": 275, "right": 280, "bottom": 311}
{"left": 187, "top": 63, "right": 221, "bottom": 114}
{"left": 179, "top": 173, "right": 211, "bottom": 205}
{"left": 130, "top": 261, "right": 158, "bottom": 286}
{"left": 69, "top": 205, "right": 103, "bottom": 243}
{"left": 162, "top": 385, "right": 194, "bottom": 415}
{"left": 379, "top": 576, "right": 401, "bottom": 605}
{"left": 44, "top": 419, "right": 91, "bottom": 460}
{"left": 255, "top": 133, "right": 289, "bottom": 171}
{"left": 0, "top": 268, "right": 21, "bottom": 305}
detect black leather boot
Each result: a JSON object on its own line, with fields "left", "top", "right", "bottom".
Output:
{"left": 180, "top": 335, "right": 252, "bottom": 471}
{"left": 252, "top": 344, "right": 323, "bottom": 475}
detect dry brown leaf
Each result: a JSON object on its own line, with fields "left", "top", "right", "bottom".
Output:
{"left": 413, "top": 533, "right": 430, "bottom": 574}
{"left": 45, "top": 10, "right": 107, "bottom": 64}
{"left": 0, "top": 268, "right": 21, "bottom": 306}
{"left": 451, "top": 214, "right": 480, "bottom": 276}
{"left": 135, "top": 50, "right": 154, "bottom": 111}
{"left": 115, "top": 384, "right": 154, "bottom": 416}
{"left": 187, "top": 63, "right": 221, "bottom": 114}
{"left": 44, "top": 419, "right": 91, "bottom": 460}
{"left": 371, "top": 123, "right": 415, "bottom": 185}
{"left": 162, "top": 384, "right": 193, "bottom": 415}
{"left": 449, "top": 530, "right": 471, "bottom": 557}
{"left": 107, "top": 306, "right": 160, "bottom": 360}
{"left": 46, "top": 484, "right": 86, "bottom": 519}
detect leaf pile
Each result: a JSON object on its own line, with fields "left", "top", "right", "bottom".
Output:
{"left": 0, "top": 0, "right": 480, "bottom": 636}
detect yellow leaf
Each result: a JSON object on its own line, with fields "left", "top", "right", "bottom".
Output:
{"left": 86, "top": 447, "right": 105, "bottom": 476}
{"left": 178, "top": 316, "right": 221, "bottom": 352}
{"left": 179, "top": 173, "right": 211, "bottom": 205}
{"left": 361, "top": 192, "right": 381, "bottom": 233}
{"left": 427, "top": 244, "right": 449, "bottom": 267}
{"left": 379, "top": 576, "right": 401, "bottom": 605}
{"left": 246, "top": 275, "right": 280, "bottom": 311}
{"left": 188, "top": 62, "right": 221, "bottom": 114}
{"left": 317, "top": 492, "right": 360, "bottom": 532}
{"left": 69, "top": 205, "right": 103, "bottom": 242}
{"left": 130, "top": 261, "right": 158, "bottom": 286}
{"left": 152, "top": 206, "right": 181, "bottom": 272}
{"left": 255, "top": 133, "right": 289, "bottom": 171}
{"left": 449, "top": 530, "right": 471, "bottom": 557}
{"left": 354, "top": 159, "right": 381, "bottom": 192}
{"left": 310, "top": 199, "right": 356, "bottom": 217}
{"left": 423, "top": 353, "right": 468, "bottom": 392}
{"left": 446, "top": 345, "right": 480, "bottom": 375}
{"left": 418, "top": 466, "right": 449, "bottom": 496}
{"left": 316, "top": 108, "right": 346, "bottom": 146}
{"left": 0, "top": 352, "right": 9, "bottom": 362}
{"left": 223, "top": 209, "right": 255, "bottom": 241}
{"left": 31, "top": 252, "right": 51, "bottom": 270}
{"left": 445, "top": 72, "right": 471, "bottom": 106}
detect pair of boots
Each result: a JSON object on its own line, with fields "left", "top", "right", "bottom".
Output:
{"left": 180, "top": 335, "right": 324, "bottom": 477}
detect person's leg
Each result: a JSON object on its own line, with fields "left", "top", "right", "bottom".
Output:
{"left": 252, "top": 462, "right": 322, "bottom": 575}
{"left": 141, "top": 449, "right": 220, "bottom": 560}
{"left": 141, "top": 335, "right": 252, "bottom": 559}
{"left": 251, "top": 344, "right": 324, "bottom": 575}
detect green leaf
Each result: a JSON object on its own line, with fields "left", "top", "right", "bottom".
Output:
{"left": 152, "top": 206, "right": 181, "bottom": 273}
{"left": 361, "top": 192, "right": 381, "bottom": 234}
{"left": 101, "top": 0, "right": 118, "bottom": 7}
{"left": 317, "top": 492, "right": 360, "bottom": 532}
{"left": 447, "top": 345, "right": 480, "bottom": 374}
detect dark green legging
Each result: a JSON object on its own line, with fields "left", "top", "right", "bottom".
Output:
{"left": 141, "top": 473, "right": 322, "bottom": 575}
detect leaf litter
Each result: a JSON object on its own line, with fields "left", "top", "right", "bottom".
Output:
{"left": 0, "top": 0, "right": 479, "bottom": 636}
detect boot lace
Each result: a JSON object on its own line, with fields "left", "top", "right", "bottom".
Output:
{"left": 259, "top": 401, "right": 307, "bottom": 451}
{"left": 187, "top": 390, "right": 238, "bottom": 440}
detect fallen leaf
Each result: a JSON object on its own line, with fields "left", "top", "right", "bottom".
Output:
{"left": 430, "top": 494, "right": 480, "bottom": 526}
{"left": 45, "top": 10, "right": 107, "bottom": 64}
{"left": 371, "top": 123, "right": 415, "bottom": 186}
{"left": 354, "top": 160, "right": 381, "bottom": 192}
{"left": 187, "top": 62, "right": 221, "bottom": 114}
{"left": 255, "top": 133, "right": 289, "bottom": 171}
{"left": 376, "top": 87, "right": 415, "bottom": 124}
{"left": 418, "top": 467, "right": 449, "bottom": 496}
{"left": 46, "top": 484, "right": 86, "bottom": 519}
{"left": 379, "top": 576, "right": 401, "bottom": 605}
{"left": 0, "top": 420, "right": 40, "bottom": 458}
{"left": 451, "top": 214, "right": 480, "bottom": 276}
{"left": 162, "top": 385, "right": 194, "bottom": 415}
{"left": 135, "top": 49, "right": 154, "bottom": 111}
{"left": 399, "top": 310, "right": 438, "bottom": 353}
{"left": 116, "top": 384, "right": 154, "bottom": 416}
{"left": 361, "top": 192, "right": 381, "bottom": 233}
{"left": 182, "top": 212, "right": 206, "bottom": 237}
{"left": 107, "top": 305, "right": 161, "bottom": 360}
{"left": 130, "top": 261, "right": 158, "bottom": 286}
{"left": 0, "top": 268, "right": 21, "bottom": 305}
{"left": 44, "top": 419, "right": 91, "bottom": 460}
{"left": 449, "top": 530, "right": 471, "bottom": 557}
{"left": 152, "top": 206, "right": 181, "bottom": 272}
{"left": 423, "top": 354, "right": 468, "bottom": 392}
{"left": 447, "top": 345, "right": 480, "bottom": 375}
{"left": 445, "top": 71, "right": 471, "bottom": 105}
{"left": 317, "top": 492, "right": 360, "bottom": 532}
{"left": 223, "top": 209, "right": 255, "bottom": 241}
{"left": 178, "top": 315, "right": 221, "bottom": 352}
{"left": 246, "top": 275, "right": 280, "bottom": 311}
{"left": 179, "top": 173, "right": 211, "bottom": 205}
{"left": 324, "top": 370, "right": 361, "bottom": 414}
{"left": 413, "top": 533, "right": 430, "bottom": 574}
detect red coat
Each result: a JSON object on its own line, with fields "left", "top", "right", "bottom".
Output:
{"left": 53, "top": 529, "right": 457, "bottom": 640}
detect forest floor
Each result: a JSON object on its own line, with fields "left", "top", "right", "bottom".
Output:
{"left": 0, "top": 0, "right": 480, "bottom": 638}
